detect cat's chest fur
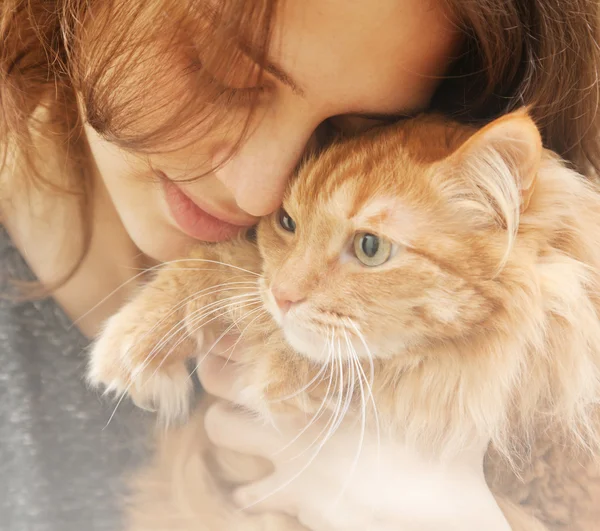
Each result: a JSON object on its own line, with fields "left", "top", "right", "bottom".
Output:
{"left": 249, "top": 417, "right": 508, "bottom": 531}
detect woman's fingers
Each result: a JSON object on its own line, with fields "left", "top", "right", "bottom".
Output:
{"left": 211, "top": 446, "right": 273, "bottom": 485}
{"left": 204, "top": 401, "right": 283, "bottom": 457}
{"left": 206, "top": 333, "right": 248, "bottom": 362}
{"left": 233, "top": 480, "right": 297, "bottom": 516}
{"left": 197, "top": 353, "right": 243, "bottom": 403}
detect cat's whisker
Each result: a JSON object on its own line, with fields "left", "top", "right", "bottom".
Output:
{"left": 182, "top": 298, "right": 263, "bottom": 351}
{"left": 346, "top": 318, "right": 382, "bottom": 503}
{"left": 269, "top": 360, "right": 329, "bottom": 403}
{"left": 115, "top": 282, "right": 260, "bottom": 362}
{"left": 189, "top": 295, "right": 268, "bottom": 350}
{"left": 178, "top": 300, "right": 266, "bottom": 377}
{"left": 185, "top": 286, "right": 261, "bottom": 319}
{"left": 100, "top": 283, "right": 260, "bottom": 415}
{"left": 235, "top": 331, "right": 345, "bottom": 515}
{"left": 183, "top": 296, "right": 264, "bottom": 349}
{"left": 103, "top": 297, "right": 263, "bottom": 429}
{"left": 341, "top": 348, "right": 355, "bottom": 419}
{"left": 238, "top": 331, "right": 365, "bottom": 515}
{"left": 234, "top": 434, "right": 333, "bottom": 516}
{"left": 132, "top": 268, "right": 250, "bottom": 275}
{"left": 188, "top": 305, "right": 269, "bottom": 383}
{"left": 325, "top": 337, "right": 350, "bottom": 441}
{"left": 294, "top": 336, "right": 348, "bottom": 460}
{"left": 167, "top": 293, "right": 263, "bottom": 364}
{"left": 139, "top": 289, "right": 260, "bottom": 372}
{"left": 330, "top": 329, "right": 369, "bottom": 510}
{"left": 274, "top": 329, "right": 336, "bottom": 457}
{"left": 311, "top": 334, "right": 344, "bottom": 447}
{"left": 74, "top": 268, "right": 159, "bottom": 328}
{"left": 103, "top": 390, "right": 135, "bottom": 430}
{"left": 157, "top": 258, "right": 261, "bottom": 277}
{"left": 345, "top": 319, "right": 379, "bottom": 413}
{"left": 220, "top": 312, "right": 266, "bottom": 365}
{"left": 285, "top": 329, "right": 340, "bottom": 460}
{"left": 74, "top": 258, "right": 258, "bottom": 328}
{"left": 182, "top": 292, "right": 262, "bottom": 339}
{"left": 270, "top": 340, "right": 331, "bottom": 403}
{"left": 346, "top": 319, "right": 376, "bottom": 397}
{"left": 326, "top": 340, "right": 355, "bottom": 452}
{"left": 106, "top": 298, "right": 264, "bottom": 428}
{"left": 172, "top": 281, "right": 259, "bottom": 335}
{"left": 164, "top": 299, "right": 265, "bottom": 378}
{"left": 139, "top": 292, "right": 262, "bottom": 377}
{"left": 103, "top": 295, "right": 262, "bottom": 426}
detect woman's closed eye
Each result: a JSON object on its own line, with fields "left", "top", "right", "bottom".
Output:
{"left": 326, "top": 113, "right": 411, "bottom": 136}
{"left": 185, "top": 56, "right": 271, "bottom": 107}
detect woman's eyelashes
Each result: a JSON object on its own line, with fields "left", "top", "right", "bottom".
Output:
{"left": 326, "top": 113, "right": 411, "bottom": 135}
{"left": 185, "top": 56, "right": 272, "bottom": 107}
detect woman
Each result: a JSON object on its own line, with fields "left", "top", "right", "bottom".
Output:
{"left": 1, "top": 0, "right": 599, "bottom": 529}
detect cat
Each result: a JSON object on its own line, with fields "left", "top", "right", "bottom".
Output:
{"left": 88, "top": 109, "right": 600, "bottom": 530}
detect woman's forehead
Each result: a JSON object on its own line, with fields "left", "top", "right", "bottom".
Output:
{"left": 77, "top": 0, "right": 461, "bottom": 153}
{"left": 268, "top": 0, "right": 462, "bottom": 117}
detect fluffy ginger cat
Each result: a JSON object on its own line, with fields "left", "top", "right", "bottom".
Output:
{"left": 89, "top": 109, "right": 600, "bottom": 530}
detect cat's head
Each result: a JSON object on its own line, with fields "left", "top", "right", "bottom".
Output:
{"left": 256, "top": 109, "right": 543, "bottom": 362}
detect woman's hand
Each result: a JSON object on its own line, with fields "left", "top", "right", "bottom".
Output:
{"left": 197, "top": 348, "right": 512, "bottom": 531}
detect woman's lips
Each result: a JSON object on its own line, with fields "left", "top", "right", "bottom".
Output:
{"left": 162, "top": 178, "right": 254, "bottom": 242}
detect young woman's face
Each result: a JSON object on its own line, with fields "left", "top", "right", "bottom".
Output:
{"left": 85, "top": 0, "right": 460, "bottom": 262}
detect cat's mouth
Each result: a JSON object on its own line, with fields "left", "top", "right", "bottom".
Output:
{"left": 259, "top": 281, "right": 374, "bottom": 360}
{"left": 306, "top": 315, "right": 357, "bottom": 332}
{"left": 278, "top": 313, "right": 377, "bottom": 363}
{"left": 274, "top": 302, "right": 360, "bottom": 339}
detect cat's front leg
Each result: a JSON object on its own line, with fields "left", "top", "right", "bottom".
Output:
{"left": 88, "top": 263, "right": 202, "bottom": 422}
{"left": 88, "top": 240, "right": 260, "bottom": 423}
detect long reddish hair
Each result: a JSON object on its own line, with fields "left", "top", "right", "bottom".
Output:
{"left": 1, "top": 0, "right": 600, "bottom": 283}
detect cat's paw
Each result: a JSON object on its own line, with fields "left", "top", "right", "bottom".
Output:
{"left": 88, "top": 309, "right": 198, "bottom": 423}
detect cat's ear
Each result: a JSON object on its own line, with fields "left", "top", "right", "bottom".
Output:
{"left": 446, "top": 108, "right": 542, "bottom": 217}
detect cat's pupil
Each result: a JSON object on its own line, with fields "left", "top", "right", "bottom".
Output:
{"left": 278, "top": 209, "right": 296, "bottom": 232}
{"left": 245, "top": 226, "right": 257, "bottom": 242}
{"left": 361, "top": 234, "right": 380, "bottom": 257}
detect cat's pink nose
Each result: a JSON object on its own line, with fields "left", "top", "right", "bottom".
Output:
{"left": 274, "top": 297, "right": 293, "bottom": 313}
{"left": 271, "top": 286, "right": 304, "bottom": 314}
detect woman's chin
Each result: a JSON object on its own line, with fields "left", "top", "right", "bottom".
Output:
{"left": 127, "top": 221, "right": 197, "bottom": 264}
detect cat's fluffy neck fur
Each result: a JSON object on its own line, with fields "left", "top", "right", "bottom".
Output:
{"left": 362, "top": 153, "right": 600, "bottom": 462}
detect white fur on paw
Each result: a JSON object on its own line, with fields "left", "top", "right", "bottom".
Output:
{"left": 130, "top": 362, "right": 193, "bottom": 424}
{"left": 87, "top": 313, "right": 193, "bottom": 424}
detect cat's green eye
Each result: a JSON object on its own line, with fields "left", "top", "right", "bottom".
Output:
{"left": 278, "top": 209, "right": 296, "bottom": 233}
{"left": 353, "top": 232, "right": 392, "bottom": 267}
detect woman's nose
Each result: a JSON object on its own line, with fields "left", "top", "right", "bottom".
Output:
{"left": 213, "top": 120, "right": 320, "bottom": 217}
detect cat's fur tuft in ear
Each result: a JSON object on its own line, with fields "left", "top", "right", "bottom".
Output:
{"left": 437, "top": 108, "right": 543, "bottom": 255}
{"left": 453, "top": 108, "right": 542, "bottom": 214}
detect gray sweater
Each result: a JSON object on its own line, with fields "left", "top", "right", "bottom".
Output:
{"left": 0, "top": 226, "right": 151, "bottom": 531}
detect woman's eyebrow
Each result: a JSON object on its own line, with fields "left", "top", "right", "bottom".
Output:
{"left": 202, "top": 4, "right": 307, "bottom": 97}
{"left": 239, "top": 40, "right": 424, "bottom": 115}
{"left": 237, "top": 41, "right": 306, "bottom": 97}
{"left": 263, "top": 61, "right": 306, "bottom": 97}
